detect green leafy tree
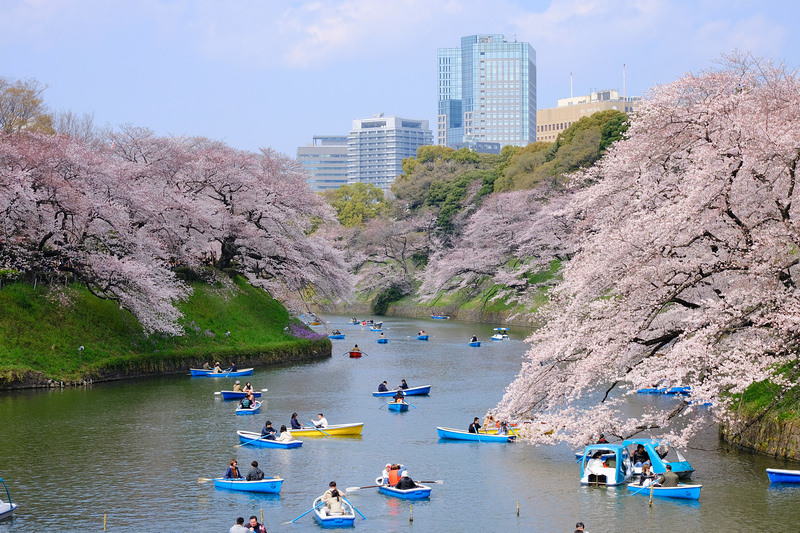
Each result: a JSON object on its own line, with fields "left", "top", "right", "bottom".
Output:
{"left": 598, "top": 112, "right": 630, "bottom": 155}
{"left": 0, "top": 77, "right": 54, "bottom": 134}
{"left": 322, "top": 182, "right": 387, "bottom": 227}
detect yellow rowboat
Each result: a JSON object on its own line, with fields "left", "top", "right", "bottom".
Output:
{"left": 291, "top": 423, "right": 364, "bottom": 437}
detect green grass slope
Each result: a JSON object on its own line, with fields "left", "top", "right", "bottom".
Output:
{"left": 0, "top": 274, "right": 330, "bottom": 385}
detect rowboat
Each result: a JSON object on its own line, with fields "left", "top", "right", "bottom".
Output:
{"left": 637, "top": 386, "right": 692, "bottom": 395}
{"left": 309, "top": 321, "right": 323, "bottom": 326}
{"left": 627, "top": 481, "right": 702, "bottom": 500}
{"left": 349, "top": 351, "right": 362, "bottom": 358}
{"left": 190, "top": 368, "right": 254, "bottom": 377}
{"left": 430, "top": 315, "right": 449, "bottom": 319}
{"left": 0, "top": 478, "right": 16, "bottom": 520}
{"left": 579, "top": 444, "right": 633, "bottom": 486}
{"left": 329, "top": 334, "right": 345, "bottom": 339}
{"left": 377, "top": 338, "right": 388, "bottom": 344}
{"left": 373, "top": 478, "right": 432, "bottom": 499}
{"left": 291, "top": 423, "right": 364, "bottom": 437}
{"left": 622, "top": 439, "right": 694, "bottom": 479}
{"left": 313, "top": 495, "right": 356, "bottom": 528}
{"left": 417, "top": 335, "right": 429, "bottom": 340}
{"left": 767, "top": 468, "right": 800, "bottom": 483}
{"left": 468, "top": 341, "right": 481, "bottom": 347}
{"left": 491, "top": 327, "right": 510, "bottom": 341}
{"left": 387, "top": 401, "right": 409, "bottom": 412}
{"left": 219, "top": 390, "right": 262, "bottom": 400}
{"left": 213, "top": 477, "right": 284, "bottom": 493}
{"left": 370, "top": 327, "right": 382, "bottom": 332}
{"left": 373, "top": 385, "right": 431, "bottom": 397}
{"left": 236, "top": 430, "right": 302, "bottom": 449}
{"left": 235, "top": 401, "right": 261, "bottom": 415}
{"left": 436, "top": 427, "right": 515, "bottom": 442}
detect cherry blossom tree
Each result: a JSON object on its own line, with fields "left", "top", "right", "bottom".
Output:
{"left": 496, "top": 54, "right": 800, "bottom": 446}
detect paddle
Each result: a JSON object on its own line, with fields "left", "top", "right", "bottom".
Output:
{"left": 342, "top": 496, "right": 366, "bottom": 520}
{"left": 378, "top": 402, "right": 390, "bottom": 409}
{"left": 198, "top": 477, "right": 214, "bottom": 483}
{"left": 405, "top": 402, "right": 418, "bottom": 410}
{"left": 307, "top": 421, "right": 332, "bottom": 436}
{"left": 629, "top": 481, "right": 653, "bottom": 495}
{"left": 234, "top": 434, "right": 272, "bottom": 448}
{"left": 283, "top": 501, "right": 324, "bottom": 524}
{"left": 346, "top": 485, "right": 380, "bottom": 492}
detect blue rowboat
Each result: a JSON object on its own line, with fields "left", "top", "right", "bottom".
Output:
{"left": 190, "top": 368, "right": 254, "bottom": 377}
{"left": 370, "top": 327, "right": 382, "bottom": 332}
{"left": 430, "top": 315, "right": 449, "bottom": 319}
{"left": 637, "top": 387, "right": 666, "bottom": 394}
{"left": 468, "top": 341, "right": 481, "bottom": 347}
{"left": 417, "top": 335, "right": 429, "bottom": 340}
{"left": 329, "top": 334, "right": 345, "bottom": 339}
{"left": 622, "top": 439, "right": 694, "bottom": 479}
{"left": 627, "top": 482, "right": 701, "bottom": 500}
{"left": 664, "top": 387, "right": 692, "bottom": 395}
{"left": 377, "top": 483, "right": 431, "bottom": 499}
{"left": 436, "top": 427, "right": 515, "bottom": 443}
{"left": 220, "top": 390, "right": 262, "bottom": 400}
{"left": 377, "top": 338, "right": 388, "bottom": 344}
{"left": 373, "top": 385, "right": 431, "bottom": 397}
{"left": 213, "top": 477, "right": 284, "bottom": 493}
{"left": 235, "top": 401, "right": 261, "bottom": 415}
{"left": 767, "top": 468, "right": 800, "bottom": 483}
{"left": 236, "top": 430, "right": 302, "bottom": 449}
{"left": 313, "top": 495, "right": 356, "bottom": 528}
{"left": 387, "top": 401, "right": 409, "bottom": 412}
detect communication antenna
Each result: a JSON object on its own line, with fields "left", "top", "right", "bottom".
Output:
{"left": 570, "top": 72, "right": 573, "bottom": 98}
{"left": 623, "top": 64, "right": 626, "bottom": 100}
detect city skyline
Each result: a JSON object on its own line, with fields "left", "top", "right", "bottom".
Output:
{"left": 2, "top": 1, "right": 798, "bottom": 157}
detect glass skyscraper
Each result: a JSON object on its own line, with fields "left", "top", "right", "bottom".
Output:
{"left": 438, "top": 34, "right": 536, "bottom": 148}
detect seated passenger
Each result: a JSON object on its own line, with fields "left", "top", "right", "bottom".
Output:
{"left": 275, "top": 425, "right": 294, "bottom": 443}
{"left": 379, "top": 463, "right": 392, "bottom": 485}
{"left": 378, "top": 381, "right": 389, "bottom": 392}
{"left": 232, "top": 380, "right": 243, "bottom": 392}
{"left": 632, "top": 444, "right": 651, "bottom": 467}
{"left": 395, "top": 471, "right": 416, "bottom": 490}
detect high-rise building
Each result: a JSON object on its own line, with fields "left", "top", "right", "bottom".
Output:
{"left": 297, "top": 135, "right": 349, "bottom": 192}
{"left": 438, "top": 34, "right": 536, "bottom": 148}
{"left": 537, "top": 89, "right": 640, "bottom": 142}
{"left": 348, "top": 114, "right": 433, "bottom": 191}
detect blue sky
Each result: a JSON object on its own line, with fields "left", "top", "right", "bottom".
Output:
{"left": 3, "top": 0, "right": 798, "bottom": 157}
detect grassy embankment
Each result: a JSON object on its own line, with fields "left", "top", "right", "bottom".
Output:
{"left": 0, "top": 273, "right": 330, "bottom": 385}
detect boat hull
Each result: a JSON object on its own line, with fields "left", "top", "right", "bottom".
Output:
{"left": 190, "top": 368, "right": 254, "bottom": 377}
{"left": 468, "top": 342, "right": 481, "bottom": 347}
{"left": 767, "top": 468, "right": 800, "bottom": 483}
{"left": 237, "top": 430, "right": 303, "bottom": 448}
{"left": 387, "top": 402, "right": 409, "bottom": 412}
{"left": 220, "top": 390, "right": 262, "bottom": 400}
{"left": 313, "top": 496, "right": 355, "bottom": 528}
{"left": 430, "top": 315, "right": 449, "bottom": 319}
{"left": 378, "top": 484, "right": 432, "bottom": 499}
{"left": 329, "top": 334, "right": 345, "bottom": 339}
{"left": 417, "top": 335, "right": 428, "bottom": 340}
{"left": 436, "top": 427, "right": 515, "bottom": 442}
{"left": 627, "top": 482, "right": 701, "bottom": 500}
{"left": 235, "top": 401, "right": 261, "bottom": 415}
{"left": 377, "top": 338, "right": 388, "bottom": 344}
{"left": 213, "top": 477, "right": 284, "bottom": 493}
{"left": 348, "top": 351, "right": 362, "bottom": 358}
{"left": 291, "top": 423, "right": 364, "bottom": 437}
{"left": 373, "top": 385, "right": 431, "bottom": 397}
{"left": 0, "top": 502, "right": 16, "bottom": 520}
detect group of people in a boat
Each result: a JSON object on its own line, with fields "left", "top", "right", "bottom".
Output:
{"left": 223, "top": 459, "right": 267, "bottom": 481}
{"left": 202, "top": 360, "right": 237, "bottom": 373}
{"left": 474, "top": 414, "right": 512, "bottom": 434}
{"left": 377, "top": 379, "right": 409, "bottom": 393}
{"left": 379, "top": 463, "right": 418, "bottom": 490}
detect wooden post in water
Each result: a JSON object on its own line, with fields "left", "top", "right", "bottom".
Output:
{"left": 517, "top": 500, "right": 520, "bottom": 516}
{"left": 409, "top": 504, "right": 413, "bottom": 522}
{"left": 104, "top": 514, "right": 107, "bottom": 530}
{"left": 261, "top": 508, "right": 264, "bottom": 523}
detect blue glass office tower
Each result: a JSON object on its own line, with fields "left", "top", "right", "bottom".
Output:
{"left": 438, "top": 34, "right": 536, "bottom": 148}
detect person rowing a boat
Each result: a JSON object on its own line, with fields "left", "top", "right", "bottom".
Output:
{"left": 239, "top": 394, "right": 253, "bottom": 409}
{"left": 468, "top": 417, "right": 482, "bottom": 433}
{"left": 655, "top": 464, "right": 680, "bottom": 487}
{"left": 314, "top": 413, "right": 329, "bottom": 429}
{"left": 202, "top": 361, "right": 212, "bottom": 370}
{"left": 232, "top": 380, "right": 243, "bottom": 392}
{"left": 321, "top": 481, "right": 346, "bottom": 516}
{"left": 638, "top": 463, "right": 656, "bottom": 486}
{"left": 378, "top": 381, "right": 389, "bottom": 392}
{"left": 246, "top": 460, "right": 265, "bottom": 481}
{"left": 351, "top": 344, "right": 361, "bottom": 353}
{"left": 261, "top": 420, "right": 277, "bottom": 440}
{"left": 497, "top": 420, "right": 510, "bottom": 435}
{"left": 212, "top": 362, "right": 223, "bottom": 373}
{"left": 229, "top": 361, "right": 238, "bottom": 372}
{"left": 400, "top": 379, "right": 409, "bottom": 390}
{"left": 392, "top": 390, "right": 405, "bottom": 402}
{"left": 470, "top": 335, "right": 478, "bottom": 343}
{"left": 395, "top": 470, "right": 416, "bottom": 490}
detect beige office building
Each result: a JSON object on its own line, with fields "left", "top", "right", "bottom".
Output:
{"left": 536, "top": 89, "right": 640, "bottom": 142}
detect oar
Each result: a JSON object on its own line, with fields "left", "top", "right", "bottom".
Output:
{"left": 307, "top": 421, "right": 331, "bottom": 436}
{"left": 345, "top": 485, "right": 380, "bottom": 492}
{"left": 629, "top": 482, "right": 652, "bottom": 495}
{"left": 378, "top": 402, "right": 390, "bottom": 409}
{"left": 283, "top": 501, "right": 324, "bottom": 524}
{"left": 198, "top": 477, "right": 215, "bottom": 483}
{"left": 418, "top": 480, "right": 444, "bottom": 484}
{"left": 405, "top": 402, "right": 418, "bottom": 409}
{"left": 234, "top": 434, "right": 270, "bottom": 448}
{"left": 342, "top": 496, "right": 366, "bottom": 520}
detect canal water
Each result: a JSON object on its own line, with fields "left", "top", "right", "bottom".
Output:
{"left": 1, "top": 315, "right": 799, "bottom": 532}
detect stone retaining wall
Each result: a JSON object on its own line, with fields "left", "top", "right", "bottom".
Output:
{"left": 720, "top": 417, "right": 800, "bottom": 461}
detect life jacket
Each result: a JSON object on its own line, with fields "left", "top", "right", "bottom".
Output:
{"left": 388, "top": 467, "right": 401, "bottom": 485}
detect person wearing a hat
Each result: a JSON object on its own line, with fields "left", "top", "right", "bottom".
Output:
{"left": 212, "top": 362, "right": 223, "bottom": 374}
{"left": 232, "top": 380, "right": 243, "bottom": 392}
{"left": 395, "top": 470, "right": 417, "bottom": 490}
